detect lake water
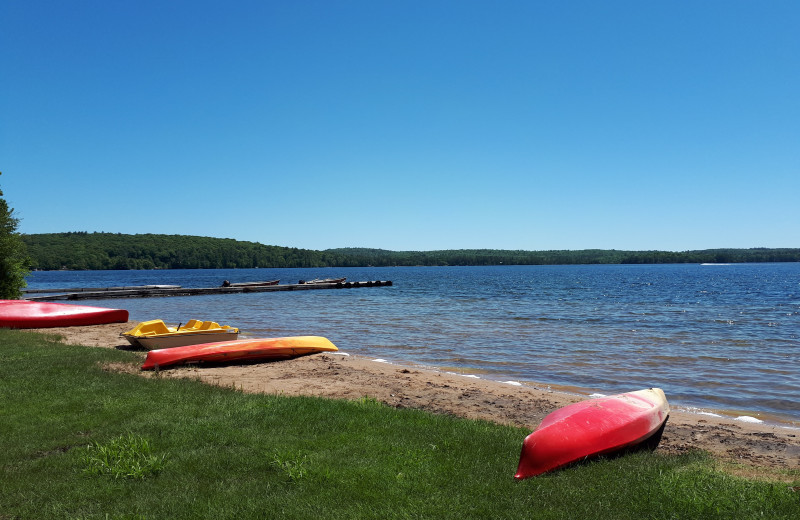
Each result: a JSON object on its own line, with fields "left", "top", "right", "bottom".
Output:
{"left": 26, "top": 264, "right": 800, "bottom": 423}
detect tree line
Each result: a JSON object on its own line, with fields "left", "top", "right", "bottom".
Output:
{"left": 22, "top": 233, "right": 338, "bottom": 270}
{"left": 325, "top": 247, "right": 800, "bottom": 266}
{"left": 21, "top": 232, "right": 800, "bottom": 271}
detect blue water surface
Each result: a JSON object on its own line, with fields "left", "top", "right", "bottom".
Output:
{"left": 26, "top": 263, "right": 800, "bottom": 421}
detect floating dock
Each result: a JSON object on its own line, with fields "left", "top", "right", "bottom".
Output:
{"left": 22, "top": 285, "right": 182, "bottom": 294}
{"left": 23, "top": 280, "right": 393, "bottom": 301}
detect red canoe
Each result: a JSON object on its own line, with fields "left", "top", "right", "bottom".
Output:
{"left": 514, "top": 388, "right": 669, "bottom": 479}
{"left": 0, "top": 300, "right": 129, "bottom": 328}
{"left": 141, "top": 336, "right": 339, "bottom": 370}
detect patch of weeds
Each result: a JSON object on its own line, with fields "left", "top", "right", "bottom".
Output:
{"left": 270, "top": 449, "right": 308, "bottom": 482}
{"left": 354, "top": 396, "right": 384, "bottom": 408}
{"left": 81, "top": 433, "right": 167, "bottom": 480}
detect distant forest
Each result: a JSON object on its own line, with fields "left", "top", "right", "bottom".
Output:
{"left": 21, "top": 232, "right": 800, "bottom": 271}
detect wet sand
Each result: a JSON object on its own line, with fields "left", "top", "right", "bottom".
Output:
{"left": 24, "top": 321, "right": 800, "bottom": 479}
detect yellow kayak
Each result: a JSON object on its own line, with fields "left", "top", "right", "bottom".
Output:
{"left": 121, "top": 319, "right": 239, "bottom": 350}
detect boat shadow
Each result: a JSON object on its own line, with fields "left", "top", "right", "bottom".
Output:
{"left": 144, "top": 352, "right": 322, "bottom": 370}
{"left": 115, "top": 343, "right": 148, "bottom": 352}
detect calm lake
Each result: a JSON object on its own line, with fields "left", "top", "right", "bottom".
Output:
{"left": 26, "top": 263, "right": 800, "bottom": 423}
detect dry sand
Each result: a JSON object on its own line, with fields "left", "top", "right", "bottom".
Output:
{"left": 24, "top": 321, "right": 800, "bottom": 479}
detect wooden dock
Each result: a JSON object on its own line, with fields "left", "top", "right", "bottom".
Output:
{"left": 23, "top": 281, "right": 393, "bottom": 301}
{"left": 22, "top": 285, "right": 182, "bottom": 294}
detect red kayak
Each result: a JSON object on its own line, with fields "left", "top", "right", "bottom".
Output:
{"left": 141, "top": 336, "right": 339, "bottom": 370}
{"left": 0, "top": 300, "right": 129, "bottom": 328}
{"left": 514, "top": 388, "right": 669, "bottom": 479}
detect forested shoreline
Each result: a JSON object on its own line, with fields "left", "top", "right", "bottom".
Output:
{"left": 22, "top": 232, "right": 800, "bottom": 270}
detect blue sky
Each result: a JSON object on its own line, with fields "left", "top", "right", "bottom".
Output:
{"left": 2, "top": 1, "right": 798, "bottom": 252}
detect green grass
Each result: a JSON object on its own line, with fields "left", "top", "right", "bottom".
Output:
{"left": 1, "top": 329, "right": 798, "bottom": 519}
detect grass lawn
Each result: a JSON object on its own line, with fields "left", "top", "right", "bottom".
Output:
{"left": 1, "top": 329, "right": 798, "bottom": 519}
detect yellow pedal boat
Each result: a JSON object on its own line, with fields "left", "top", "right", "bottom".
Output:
{"left": 121, "top": 319, "right": 240, "bottom": 350}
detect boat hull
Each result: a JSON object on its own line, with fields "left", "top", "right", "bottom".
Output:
{"left": 0, "top": 300, "right": 129, "bottom": 328}
{"left": 133, "top": 330, "right": 240, "bottom": 350}
{"left": 226, "top": 280, "right": 279, "bottom": 288}
{"left": 141, "top": 336, "right": 338, "bottom": 370}
{"left": 121, "top": 319, "right": 239, "bottom": 349}
{"left": 300, "top": 277, "right": 346, "bottom": 284}
{"left": 514, "top": 388, "right": 669, "bottom": 479}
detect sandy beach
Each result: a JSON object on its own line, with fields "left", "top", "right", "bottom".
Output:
{"left": 25, "top": 321, "right": 800, "bottom": 479}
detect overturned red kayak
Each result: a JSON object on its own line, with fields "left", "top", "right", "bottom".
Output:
{"left": 141, "top": 336, "right": 339, "bottom": 370}
{"left": 514, "top": 388, "right": 669, "bottom": 479}
{"left": 0, "top": 300, "right": 129, "bottom": 328}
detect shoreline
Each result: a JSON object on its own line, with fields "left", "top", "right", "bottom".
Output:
{"left": 22, "top": 321, "right": 800, "bottom": 477}
{"left": 358, "top": 357, "right": 800, "bottom": 431}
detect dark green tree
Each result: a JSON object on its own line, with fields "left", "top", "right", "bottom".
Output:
{"left": 0, "top": 173, "right": 31, "bottom": 298}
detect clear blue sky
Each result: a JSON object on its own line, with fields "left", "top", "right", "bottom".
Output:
{"left": 2, "top": 1, "right": 798, "bottom": 252}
